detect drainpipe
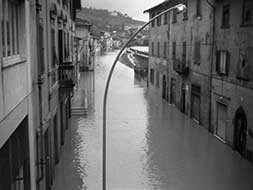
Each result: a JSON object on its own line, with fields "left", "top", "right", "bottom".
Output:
{"left": 207, "top": 0, "right": 215, "bottom": 133}
{"left": 35, "top": 0, "right": 45, "bottom": 187}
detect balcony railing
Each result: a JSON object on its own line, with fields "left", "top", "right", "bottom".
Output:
{"left": 58, "top": 62, "right": 75, "bottom": 88}
{"left": 173, "top": 59, "right": 189, "bottom": 75}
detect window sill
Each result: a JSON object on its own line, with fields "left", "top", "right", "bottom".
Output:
{"left": 2, "top": 55, "right": 26, "bottom": 69}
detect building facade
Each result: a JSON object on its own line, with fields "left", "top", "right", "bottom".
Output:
{"left": 0, "top": 0, "right": 81, "bottom": 190}
{"left": 145, "top": 0, "right": 213, "bottom": 129}
{"left": 211, "top": 0, "right": 253, "bottom": 161}
{"left": 145, "top": 0, "right": 253, "bottom": 162}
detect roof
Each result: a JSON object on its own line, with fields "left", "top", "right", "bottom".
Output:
{"left": 143, "top": 0, "right": 186, "bottom": 13}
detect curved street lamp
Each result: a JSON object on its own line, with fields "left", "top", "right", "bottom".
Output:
{"left": 102, "top": 3, "right": 186, "bottom": 190}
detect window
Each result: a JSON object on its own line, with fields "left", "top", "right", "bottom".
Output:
{"left": 196, "top": 0, "right": 202, "bottom": 17}
{"left": 172, "top": 42, "right": 176, "bottom": 60}
{"left": 182, "top": 42, "right": 186, "bottom": 64}
{"left": 172, "top": 9, "right": 177, "bottom": 23}
{"left": 164, "top": 12, "right": 168, "bottom": 25}
{"left": 151, "top": 13, "right": 155, "bottom": 27}
{"left": 2, "top": 0, "right": 20, "bottom": 57}
{"left": 194, "top": 41, "right": 201, "bottom": 64}
{"left": 242, "top": 0, "right": 253, "bottom": 25}
{"left": 38, "top": 25, "right": 45, "bottom": 75}
{"left": 156, "top": 12, "right": 161, "bottom": 26}
{"left": 51, "top": 29, "right": 56, "bottom": 68}
{"left": 151, "top": 42, "right": 154, "bottom": 56}
{"left": 156, "top": 71, "right": 160, "bottom": 87}
{"left": 216, "top": 50, "right": 229, "bottom": 75}
{"left": 164, "top": 42, "right": 167, "bottom": 58}
{"left": 51, "top": 29, "right": 57, "bottom": 85}
{"left": 222, "top": 5, "right": 230, "bottom": 28}
{"left": 157, "top": 42, "right": 160, "bottom": 57}
{"left": 150, "top": 68, "right": 154, "bottom": 84}
{"left": 183, "top": 1, "right": 188, "bottom": 20}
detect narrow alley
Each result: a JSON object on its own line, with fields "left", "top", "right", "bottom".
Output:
{"left": 52, "top": 51, "right": 253, "bottom": 190}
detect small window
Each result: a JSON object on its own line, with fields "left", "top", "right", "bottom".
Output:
{"left": 172, "top": 9, "right": 177, "bottom": 23}
{"left": 196, "top": 0, "right": 202, "bottom": 17}
{"left": 172, "top": 42, "right": 176, "bottom": 60}
{"left": 216, "top": 50, "right": 229, "bottom": 75}
{"left": 242, "top": 0, "right": 253, "bottom": 25}
{"left": 150, "top": 68, "right": 154, "bottom": 84}
{"left": 183, "top": 1, "right": 188, "bottom": 20}
{"left": 157, "top": 42, "right": 160, "bottom": 57}
{"left": 156, "top": 71, "right": 160, "bottom": 87}
{"left": 164, "top": 42, "right": 167, "bottom": 58}
{"left": 156, "top": 12, "right": 161, "bottom": 26}
{"left": 222, "top": 5, "right": 230, "bottom": 28}
{"left": 151, "top": 13, "right": 155, "bottom": 27}
{"left": 194, "top": 41, "right": 201, "bottom": 64}
{"left": 164, "top": 12, "right": 168, "bottom": 25}
{"left": 2, "top": 0, "right": 20, "bottom": 57}
{"left": 151, "top": 42, "right": 154, "bottom": 56}
{"left": 182, "top": 42, "right": 187, "bottom": 64}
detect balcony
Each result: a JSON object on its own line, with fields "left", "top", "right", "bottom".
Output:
{"left": 58, "top": 62, "right": 75, "bottom": 89}
{"left": 173, "top": 59, "right": 189, "bottom": 76}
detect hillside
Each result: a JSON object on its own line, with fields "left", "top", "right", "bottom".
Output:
{"left": 77, "top": 7, "right": 145, "bottom": 33}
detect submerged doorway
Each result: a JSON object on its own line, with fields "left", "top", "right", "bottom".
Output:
{"left": 234, "top": 107, "right": 247, "bottom": 156}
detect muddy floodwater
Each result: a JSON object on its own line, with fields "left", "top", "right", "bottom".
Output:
{"left": 52, "top": 51, "right": 253, "bottom": 190}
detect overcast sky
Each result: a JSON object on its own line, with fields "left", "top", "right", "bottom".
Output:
{"left": 81, "top": 0, "right": 163, "bottom": 21}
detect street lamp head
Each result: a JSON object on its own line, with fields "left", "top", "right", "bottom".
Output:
{"left": 176, "top": 3, "right": 187, "bottom": 12}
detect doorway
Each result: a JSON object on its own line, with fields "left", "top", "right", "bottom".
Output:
{"left": 234, "top": 107, "right": 247, "bottom": 156}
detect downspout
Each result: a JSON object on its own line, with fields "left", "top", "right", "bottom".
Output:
{"left": 207, "top": 0, "right": 215, "bottom": 133}
{"left": 35, "top": 0, "right": 44, "bottom": 187}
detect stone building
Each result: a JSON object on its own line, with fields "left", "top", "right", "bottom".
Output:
{"left": 144, "top": 0, "right": 214, "bottom": 129}
{"left": 0, "top": 0, "right": 81, "bottom": 190}
{"left": 211, "top": 0, "right": 253, "bottom": 161}
{"left": 145, "top": 0, "right": 253, "bottom": 163}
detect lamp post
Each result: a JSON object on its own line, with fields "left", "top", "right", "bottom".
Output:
{"left": 102, "top": 3, "right": 186, "bottom": 190}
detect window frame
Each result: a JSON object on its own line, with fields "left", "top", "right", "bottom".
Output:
{"left": 2, "top": 0, "right": 20, "bottom": 59}
{"left": 172, "top": 9, "right": 177, "bottom": 23}
{"left": 157, "top": 42, "right": 160, "bottom": 57}
{"left": 194, "top": 41, "right": 201, "bottom": 65}
{"left": 172, "top": 42, "right": 176, "bottom": 60}
{"left": 216, "top": 50, "right": 229, "bottom": 75}
{"left": 196, "top": 0, "right": 202, "bottom": 18}
{"left": 241, "top": 0, "right": 253, "bottom": 26}
{"left": 182, "top": 41, "right": 187, "bottom": 64}
{"left": 221, "top": 4, "right": 230, "bottom": 28}
{"left": 163, "top": 41, "right": 167, "bottom": 58}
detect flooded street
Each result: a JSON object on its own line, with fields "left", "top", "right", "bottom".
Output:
{"left": 52, "top": 51, "right": 253, "bottom": 190}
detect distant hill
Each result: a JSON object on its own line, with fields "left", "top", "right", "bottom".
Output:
{"left": 77, "top": 7, "right": 145, "bottom": 33}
